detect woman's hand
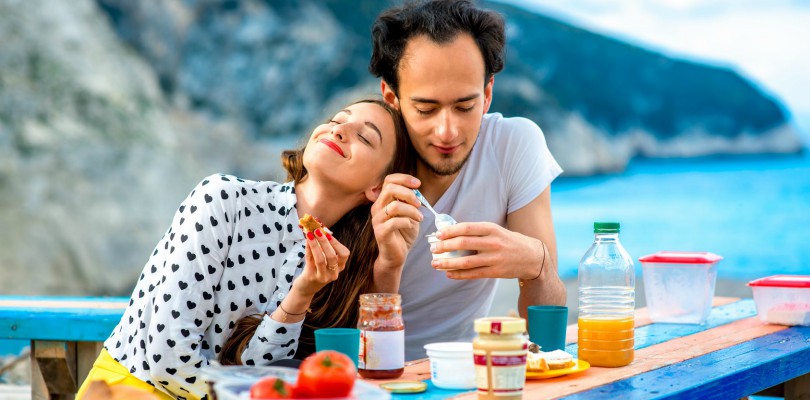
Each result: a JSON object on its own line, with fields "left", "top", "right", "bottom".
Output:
{"left": 292, "top": 229, "right": 350, "bottom": 298}
{"left": 371, "top": 174, "right": 423, "bottom": 269}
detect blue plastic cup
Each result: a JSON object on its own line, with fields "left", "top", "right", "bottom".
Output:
{"left": 314, "top": 328, "right": 360, "bottom": 366}
{"left": 527, "top": 305, "right": 568, "bottom": 351}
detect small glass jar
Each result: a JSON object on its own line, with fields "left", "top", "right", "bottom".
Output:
{"left": 472, "top": 317, "right": 528, "bottom": 400}
{"left": 357, "top": 293, "right": 405, "bottom": 379}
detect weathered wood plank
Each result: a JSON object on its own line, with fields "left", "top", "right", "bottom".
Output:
{"left": 453, "top": 316, "right": 787, "bottom": 399}
{"left": 564, "top": 298, "right": 757, "bottom": 355}
{"left": 34, "top": 341, "right": 78, "bottom": 397}
{"left": 561, "top": 325, "right": 810, "bottom": 399}
{"left": 564, "top": 296, "right": 740, "bottom": 345}
{"left": 0, "top": 296, "right": 128, "bottom": 342}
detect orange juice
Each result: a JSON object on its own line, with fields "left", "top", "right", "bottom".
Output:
{"left": 577, "top": 317, "right": 634, "bottom": 367}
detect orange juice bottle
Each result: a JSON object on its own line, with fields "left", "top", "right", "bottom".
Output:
{"left": 577, "top": 222, "right": 635, "bottom": 367}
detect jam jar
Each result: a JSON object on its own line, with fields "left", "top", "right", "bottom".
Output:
{"left": 357, "top": 293, "right": 405, "bottom": 379}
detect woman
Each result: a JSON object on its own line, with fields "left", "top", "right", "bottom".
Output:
{"left": 77, "top": 99, "right": 414, "bottom": 400}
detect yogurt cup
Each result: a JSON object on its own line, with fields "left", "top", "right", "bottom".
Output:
{"left": 424, "top": 342, "right": 476, "bottom": 390}
{"left": 426, "top": 233, "right": 475, "bottom": 269}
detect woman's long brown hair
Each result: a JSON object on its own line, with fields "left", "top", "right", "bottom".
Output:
{"left": 219, "top": 98, "right": 413, "bottom": 365}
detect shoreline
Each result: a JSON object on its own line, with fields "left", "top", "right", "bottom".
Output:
{"left": 489, "top": 277, "right": 754, "bottom": 324}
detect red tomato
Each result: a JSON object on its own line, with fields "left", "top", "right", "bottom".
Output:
{"left": 250, "top": 376, "right": 295, "bottom": 399}
{"left": 296, "top": 350, "right": 357, "bottom": 398}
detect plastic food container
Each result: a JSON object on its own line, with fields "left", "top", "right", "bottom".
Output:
{"left": 424, "top": 342, "right": 476, "bottom": 390}
{"left": 426, "top": 233, "right": 474, "bottom": 269}
{"left": 211, "top": 365, "right": 391, "bottom": 400}
{"left": 748, "top": 275, "right": 810, "bottom": 326}
{"left": 638, "top": 251, "right": 723, "bottom": 324}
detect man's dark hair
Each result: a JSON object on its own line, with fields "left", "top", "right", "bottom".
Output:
{"left": 369, "top": 0, "right": 506, "bottom": 95}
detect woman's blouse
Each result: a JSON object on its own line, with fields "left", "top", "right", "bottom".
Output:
{"left": 104, "top": 174, "right": 308, "bottom": 399}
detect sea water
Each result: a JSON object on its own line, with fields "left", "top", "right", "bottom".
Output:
{"left": 552, "top": 152, "right": 810, "bottom": 282}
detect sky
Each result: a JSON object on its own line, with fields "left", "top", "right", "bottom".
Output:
{"left": 502, "top": 0, "right": 810, "bottom": 144}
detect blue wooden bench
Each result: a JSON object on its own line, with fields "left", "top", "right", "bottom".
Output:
{"left": 0, "top": 296, "right": 127, "bottom": 400}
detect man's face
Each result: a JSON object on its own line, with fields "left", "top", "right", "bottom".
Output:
{"left": 384, "top": 34, "right": 493, "bottom": 177}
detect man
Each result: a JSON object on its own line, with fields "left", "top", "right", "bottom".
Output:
{"left": 368, "top": 0, "right": 566, "bottom": 360}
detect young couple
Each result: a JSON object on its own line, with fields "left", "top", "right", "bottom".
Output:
{"left": 78, "top": 1, "right": 565, "bottom": 399}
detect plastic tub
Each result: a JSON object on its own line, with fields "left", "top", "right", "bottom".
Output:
{"left": 423, "top": 342, "right": 475, "bottom": 390}
{"left": 638, "top": 251, "right": 722, "bottom": 324}
{"left": 205, "top": 365, "right": 390, "bottom": 400}
{"left": 748, "top": 275, "right": 810, "bottom": 326}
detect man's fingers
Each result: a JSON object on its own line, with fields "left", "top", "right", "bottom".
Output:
{"left": 437, "top": 221, "right": 499, "bottom": 238}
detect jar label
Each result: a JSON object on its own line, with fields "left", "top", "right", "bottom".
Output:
{"left": 473, "top": 349, "right": 527, "bottom": 396}
{"left": 358, "top": 330, "right": 404, "bottom": 370}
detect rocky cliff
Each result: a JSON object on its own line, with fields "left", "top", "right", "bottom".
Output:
{"left": 0, "top": 0, "right": 802, "bottom": 295}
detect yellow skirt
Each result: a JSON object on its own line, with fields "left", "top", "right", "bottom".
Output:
{"left": 76, "top": 348, "right": 178, "bottom": 400}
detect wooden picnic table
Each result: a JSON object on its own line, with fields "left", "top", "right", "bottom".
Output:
{"left": 0, "top": 296, "right": 128, "bottom": 400}
{"left": 1, "top": 296, "right": 808, "bottom": 399}
{"left": 385, "top": 297, "right": 810, "bottom": 399}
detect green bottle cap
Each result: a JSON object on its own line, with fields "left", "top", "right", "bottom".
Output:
{"left": 594, "top": 222, "right": 620, "bottom": 233}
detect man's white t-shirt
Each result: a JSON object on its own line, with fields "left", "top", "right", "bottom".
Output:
{"left": 399, "top": 113, "right": 562, "bottom": 360}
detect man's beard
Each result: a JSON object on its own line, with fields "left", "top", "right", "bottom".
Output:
{"left": 418, "top": 149, "right": 473, "bottom": 176}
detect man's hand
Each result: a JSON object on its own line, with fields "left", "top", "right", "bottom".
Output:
{"left": 430, "top": 222, "right": 543, "bottom": 280}
{"left": 370, "top": 174, "right": 423, "bottom": 269}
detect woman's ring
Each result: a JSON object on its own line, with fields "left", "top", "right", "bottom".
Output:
{"left": 384, "top": 203, "right": 391, "bottom": 218}
{"left": 328, "top": 264, "right": 338, "bottom": 271}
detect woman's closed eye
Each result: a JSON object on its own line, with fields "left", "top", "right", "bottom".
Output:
{"left": 357, "top": 132, "right": 372, "bottom": 146}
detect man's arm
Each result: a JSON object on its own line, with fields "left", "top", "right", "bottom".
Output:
{"left": 506, "top": 187, "right": 566, "bottom": 316}
{"left": 430, "top": 187, "right": 566, "bottom": 318}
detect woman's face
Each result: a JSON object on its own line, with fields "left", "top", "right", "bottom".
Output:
{"left": 303, "top": 102, "right": 397, "bottom": 197}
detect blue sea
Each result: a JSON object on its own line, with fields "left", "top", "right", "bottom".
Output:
{"left": 1, "top": 153, "right": 808, "bottom": 358}
{"left": 552, "top": 152, "right": 810, "bottom": 282}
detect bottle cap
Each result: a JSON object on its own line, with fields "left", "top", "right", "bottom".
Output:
{"left": 594, "top": 222, "right": 620, "bottom": 233}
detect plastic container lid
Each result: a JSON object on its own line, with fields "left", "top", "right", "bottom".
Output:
{"left": 638, "top": 251, "right": 723, "bottom": 264}
{"left": 747, "top": 275, "right": 810, "bottom": 288}
{"left": 594, "top": 222, "right": 619, "bottom": 233}
{"left": 474, "top": 317, "right": 526, "bottom": 335}
{"left": 379, "top": 381, "right": 427, "bottom": 394}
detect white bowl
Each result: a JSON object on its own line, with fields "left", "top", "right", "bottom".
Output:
{"left": 424, "top": 342, "right": 475, "bottom": 390}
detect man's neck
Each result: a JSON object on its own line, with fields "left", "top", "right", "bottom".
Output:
{"left": 416, "top": 161, "right": 459, "bottom": 205}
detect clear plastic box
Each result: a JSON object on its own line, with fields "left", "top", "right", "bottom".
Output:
{"left": 747, "top": 275, "right": 810, "bottom": 326}
{"left": 207, "top": 365, "right": 391, "bottom": 400}
{"left": 638, "top": 251, "right": 722, "bottom": 324}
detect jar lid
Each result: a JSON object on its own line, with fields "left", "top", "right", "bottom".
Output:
{"left": 638, "top": 251, "right": 723, "bottom": 264}
{"left": 748, "top": 275, "right": 810, "bottom": 288}
{"left": 379, "top": 381, "right": 428, "bottom": 394}
{"left": 474, "top": 317, "right": 526, "bottom": 335}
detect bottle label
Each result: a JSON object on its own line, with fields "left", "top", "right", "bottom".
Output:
{"left": 358, "top": 330, "right": 404, "bottom": 370}
{"left": 473, "top": 349, "right": 527, "bottom": 396}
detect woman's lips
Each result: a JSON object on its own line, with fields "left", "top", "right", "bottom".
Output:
{"left": 319, "top": 139, "right": 345, "bottom": 157}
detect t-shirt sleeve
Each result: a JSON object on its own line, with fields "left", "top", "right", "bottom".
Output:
{"left": 499, "top": 117, "right": 563, "bottom": 214}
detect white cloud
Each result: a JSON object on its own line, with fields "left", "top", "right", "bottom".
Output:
{"left": 502, "top": 0, "right": 810, "bottom": 133}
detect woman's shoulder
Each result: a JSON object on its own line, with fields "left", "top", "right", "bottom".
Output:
{"left": 193, "top": 173, "right": 286, "bottom": 194}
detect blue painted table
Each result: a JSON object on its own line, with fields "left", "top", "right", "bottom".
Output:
{"left": 0, "top": 296, "right": 128, "bottom": 400}
{"left": 388, "top": 298, "right": 810, "bottom": 400}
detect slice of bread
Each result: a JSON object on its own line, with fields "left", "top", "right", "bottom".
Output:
{"left": 298, "top": 214, "right": 322, "bottom": 233}
{"left": 526, "top": 349, "right": 575, "bottom": 372}
{"left": 543, "top": 350, "right": 576, "bottom": 370}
